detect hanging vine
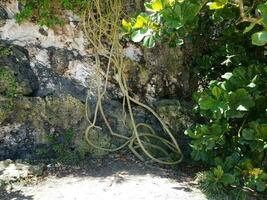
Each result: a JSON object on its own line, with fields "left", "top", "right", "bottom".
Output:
{"left": 83, "top": 0, "right": 183, "bottom": 165}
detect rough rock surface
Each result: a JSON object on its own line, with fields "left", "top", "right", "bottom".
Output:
{"left": 0, "top": 0, "right": 194, "bottom": 160}
{"left": 0, "top": 159, "right": 43, "bottom": 183}
{"left": 0, "top": 95, "right": 88, "bottom": 159}
{"left": 124, "top": 44, "right": 190, "bottom": 101}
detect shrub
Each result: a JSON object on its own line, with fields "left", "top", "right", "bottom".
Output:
{"left": 186, "top": 65, "right": 267, "bottom": 194}
{"left": 123, "top": 0, "right": 267, "bottom": 197}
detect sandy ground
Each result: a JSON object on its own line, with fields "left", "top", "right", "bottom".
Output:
{"left": 1, "top": 153, "right": 208, "bottom": 200}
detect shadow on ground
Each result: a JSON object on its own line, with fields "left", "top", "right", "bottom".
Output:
{"left": 34, "top": 150, "right": 195, "bottom": 181}
{"left": 0, "top": 150, "right": 204, "bottom": 200}
{"left": 0, "top": 189, "right": 34, "bottom": 200}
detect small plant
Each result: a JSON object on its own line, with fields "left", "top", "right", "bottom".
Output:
{"left": 16, "top": 0, "right": 88, "bottom": 27}
{"left": 36, "top": 129, "right": 82, "bottom": 163}
{"left": 0, "top": 68, "right": 18, "bottom": 98}
{"left": 0, "top": 44, "right": 12, "bottom": 57}
{"left": 0, "top": 68, "right": 18, "bottom": 110}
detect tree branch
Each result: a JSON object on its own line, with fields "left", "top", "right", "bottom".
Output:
{"left": 238, "top": 0, "right": 260, "bottom": 24}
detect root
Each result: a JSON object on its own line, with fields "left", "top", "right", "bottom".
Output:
{"left": 83, "top": 0, "right": 183, "bottom": 165}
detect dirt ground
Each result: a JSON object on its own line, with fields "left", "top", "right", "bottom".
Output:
{"left": 0, "top": 152, "right": 208, "bottom": 200}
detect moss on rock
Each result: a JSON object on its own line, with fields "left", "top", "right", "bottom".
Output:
{"left": 0, "top": 94, "right": 92, "bottom": 159}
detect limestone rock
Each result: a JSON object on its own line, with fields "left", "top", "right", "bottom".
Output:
{"left": 46, "top": 47, "right": 75, "bottom": 75}
{"left": 0, "top": 159, "right": 44, "bottom": 182}
{"left": 124, "top": 44, "right": 190, "bottom": 102}
{"left": 154, "top": 99, "right": 194, "bottom": 157}
{"left": 0, "top": 5, "right": 8, "bottom": 27}
{"left": 0, "top": 41, "right": 39, "bottom": 96}
{"left": 0, "top": 0, "right": 195, "bottom": 161}
{"left": 0, "top": 95, "right": 88, "bottom": 159}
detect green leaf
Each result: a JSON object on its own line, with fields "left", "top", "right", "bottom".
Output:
{"left": 221, "top": 72, "right": 232, "bottom": 80}
{"left": 247, "top": 82, "right": 256, "bottom": 88}
{"left": 252, "top": 31, "right": 267, "bottom": 46}
{"left": 242, "top": 129, "right": 255, "bottom": 140}
{"left": 227, "top": 89, "right": 255, "bottom": 118}
{"left": 218, "top": 0, "right": 228, "bottom": 4}
{"left": 185, "top": 129, "right": 199, "bottom": 139}
{"left": 175, "top": 39, "right": 184, "bottom": 46}
{"left": 143, "top": 36, "right": 156, "bottom": 48}
{"left": 212, "top": 86, "right": 222, "bottom": 99}
{"left": 131, "top": 28, "right": 149, "bottom": 43}
{"left": 236, "top": 105, "right": 248, "bottom": 111}
{"left": 198, "top": 96, "right": 217, "bottom": 110}
{"left": 214, "top": 166, "right": 224, "bottom": 178}
{"left": 144, "top": 2, "right": 153, "bottom": 10}
{"left": 257, "top": 4, "right": 267, "bottom": 16}
{"left": 255, "top": 124, "right": 267, "bottom": 140}
{"left": 243, "top": 23, "right": 256, "bottom": 34}
{"left": 256, "top": 181, "right": 266, "bottom": 192}
{"left": 221, "top": 173, "right": 235, "bottom": 185}
{"left": 165, "top": 19, "right": 183, "bottom": 29}
{"left": 211, "top": 123, "right": 223, "bottom": 135}
{"left": 181, "top": 1, "right": 201, "bottom": 23}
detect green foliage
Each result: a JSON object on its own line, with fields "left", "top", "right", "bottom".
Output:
{"left": 0, "top": 45, "right": 12, "bottom": 57}
{"left": 123, "top": 0, "right": 267, "bottom": 197}
{"left": 16, "top": 0, "right": 88, "bottom": 27}
{"left": 184, "top": 1, "right": 267, "bottom": 195}
{"left": 124, "top": 0, "right": 267, "bottom": 49}
{"left": 36, "top": 129, "right": 83, "bottom": 163}
{"left": 122, "top": 0, "right": 205, "bottom": 47}
{"left": 0, "top": 68, "right": 17, "bottom": 98}
{"left": 197, "top": 168, "right": 248, "bottom": 200}
{"left": 186, "top": 65, "right": 267, "bottom": 194}
{"left": 0, "top": 68, "right": 18, "bottom": 110}
{"left": 209, "top": 0, "right": 267, "bottom": 46}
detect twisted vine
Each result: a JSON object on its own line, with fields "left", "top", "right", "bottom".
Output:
{"left": 83, "top": 0, "right": 183, "bottom": 165}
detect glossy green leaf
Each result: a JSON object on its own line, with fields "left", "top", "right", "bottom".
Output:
{"left": 252, "top": 31, "right": 267, "bottom": 46}
{"left": 131, "top": 28, "right": 149, "bottom": 42}
{"left": 212, "top": 86, "right": 222, "bottom": 99}
{"left": 221, "top": 72, "right": 232, "bottom": 80}
{"left": 256, "top": 181, "right": 266, "bottom": 192}
{"left": 243, "top": 23, "right": 256, "bottom": 34}
{"left": 214, "top": 166, "right": 224, "bottom": 178}
{"left": 242, "top": 129, "right": 255, "bottom": 140}
{"left": 143, "top": 36, "right": 156, "bottom": 48}
{"left": 198, "top": 96, "right": 217, "bottom": 110}
{"left": 221, "top": 173, "right": 235, "bottom": 185}
{"left": 228, "top": 89, "right": 255, "bottom": 113}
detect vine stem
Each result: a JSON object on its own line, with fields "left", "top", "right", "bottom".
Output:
{"left": 83, "top": 0, "right": 183, "bottom": 165}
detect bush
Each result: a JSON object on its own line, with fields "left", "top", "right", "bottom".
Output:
{"left": 186, "top": 65, "right": 267, "bottom": 194}
{"left": 124, "top": 0, "right": 267, "bottom": 197}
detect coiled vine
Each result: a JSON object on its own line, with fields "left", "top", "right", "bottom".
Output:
{"left": 83, "top": 0, "right": 183, "bottom": 165}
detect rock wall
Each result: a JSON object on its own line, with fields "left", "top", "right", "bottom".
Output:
{"left": 0, "top": 0, "right": 194, "bottom": 160}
